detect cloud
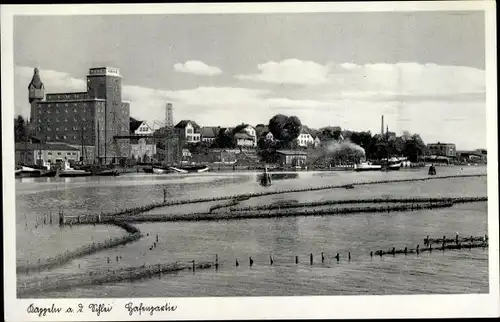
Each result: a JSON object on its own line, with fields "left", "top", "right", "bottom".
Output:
{"left": 236, "top": 59, "right": 330, "bottom": 85}
{"left": 13, "top": 63, "right": 486, "bottom": 149}
{"left": 236, "top": 59, "right": 485, "bottom": 102}
{"left": 173, "top": 60, "right": 222, "bottom": 76}
{"left": 264, "top": 98, "right": 333, "bottom": 110}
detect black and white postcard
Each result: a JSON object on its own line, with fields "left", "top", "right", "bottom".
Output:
{"left": 2, "top": 2, "right": 499, "bottom": 320}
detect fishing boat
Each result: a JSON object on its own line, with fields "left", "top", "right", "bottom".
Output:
{"left": 152, "top": 167, "right": 171, "bottom": 174}
{"left": 58, "top": 161, "right": 91, "bottom": 177}
{"left": 15, "top": 165, "right": 42, "bottom": 178}
{"left": 380, "top": 157, "right": 402, "bottom": 171}
{"left": 95, "top": 169, "right": 120, "bottom": 176}
{"left": 169, "top": 164, "right": 209, "bottom": 173}
{"left": 354, "top": 162, "right": 382, "bottom": 172}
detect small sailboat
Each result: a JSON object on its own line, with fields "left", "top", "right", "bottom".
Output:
{"left": 259, "top": 166, "right": 272, "bottom": 186}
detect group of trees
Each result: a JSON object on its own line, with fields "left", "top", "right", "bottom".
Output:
{"left": 257, "top": 114, "right": 303, "bottom": 163}
{"left": 342, "top": 130, "right": 427, "bottom": 162}
{"left": 14, "top": 115, "right": 29, "bottom": 142}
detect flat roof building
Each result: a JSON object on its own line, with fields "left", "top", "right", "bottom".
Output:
{"left": 427, "top": 142, "right": 457, "bottom": 157}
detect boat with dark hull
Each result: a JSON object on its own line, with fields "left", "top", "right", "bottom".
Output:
{"left": 152, "top": 167, "right": 172, "bottom": 174}
{"left": 94, "top": 169, "right": 120, "bottom": 176}
{"left": 15, "top": 165, "right": 56, "bottom": 178}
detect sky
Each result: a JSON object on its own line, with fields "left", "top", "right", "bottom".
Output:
{"left": 13, "top": 11, "right": 487, "bottom": 150}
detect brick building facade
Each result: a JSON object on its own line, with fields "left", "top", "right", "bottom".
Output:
{"left": 29, "top": 67, "right": 130, "bottom": 164}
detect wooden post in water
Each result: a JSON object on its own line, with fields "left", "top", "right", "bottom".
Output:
{"left": 310, "top": 253, "right": 313, "bottom": 265}
{"left": 163, "top": 189, "right": 167, "bottom": 203}
{"left": 295, "top": 256, "right": 298, "bottom": 264}
{"left": 58, "top": 211, "right": 65, "bottom": 226}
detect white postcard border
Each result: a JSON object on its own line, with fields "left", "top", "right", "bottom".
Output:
{"left": 2, "top": 2, "right": 499, "bottom": 320}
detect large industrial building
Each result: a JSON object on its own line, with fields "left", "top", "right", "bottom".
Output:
{"left": 28, "top": 67, "right": 130, "bottom": 164}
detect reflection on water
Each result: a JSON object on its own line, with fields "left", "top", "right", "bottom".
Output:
{"left": 15, "top": 166, "right": 489, "bottom": 297}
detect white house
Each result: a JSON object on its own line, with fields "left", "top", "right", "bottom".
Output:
{"left": 296, "top": 128, "right": 315, "bottom": 147}
{"left": 175, "top": 120, "right": 201, "bottom": 143}
{"left": 313, "top": 136, "right": 321, "bottom": 148}
{"left": 234, "top": 132, "right": 255, "bottom": 147}
{"left": 130, "top": 138, "right": 157, "bottom": 162}
{"left": 261, "top": 131, "right": 274, "bottom": 141}
{"left": 234, "top": 124, "right": 257, "bottom": 147}
{"left": 132, "top": 121, "right": 154, "bottom": 135}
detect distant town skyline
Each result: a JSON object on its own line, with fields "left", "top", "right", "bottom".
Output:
{"left": 13, "top": 11, "right": 486, "bottom": 150}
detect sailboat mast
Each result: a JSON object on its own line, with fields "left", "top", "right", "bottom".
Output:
{"left": 97, "top": 122, "right": 100, "bottom": 164}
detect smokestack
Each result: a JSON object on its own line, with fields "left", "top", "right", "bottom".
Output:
{"left": 381, "top": 115, "right": 384, "bottom": 136}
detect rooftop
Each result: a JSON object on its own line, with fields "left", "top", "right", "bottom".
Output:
{"left": 276, "top": 150, "right": 308, "bottom": 156}
{"left": 175, "top": 120, "right": 200, "bottom": 131}
{"left": 200, "top": 126, "right": 220, "bottom": 138}
{"left": 234, "top": 132, "right": 254, "bottom": 140}
{"left": 15, "top": 142, "right": 80, "bottom": 151}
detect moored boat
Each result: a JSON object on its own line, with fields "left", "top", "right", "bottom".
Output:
{"left": 58, "top": 161, "right": 91, "bottom": 177}
{"left": 95, "top": 169, "right": 120, "bottom": 176}
{"left": 169, "top": 165, "right": 209, "bottom": 173}
{"left": 152, "top": 167, "right": 171, "bottom": 174}
{"left": 354, "top": 162, "right": 382, "bottom": 172}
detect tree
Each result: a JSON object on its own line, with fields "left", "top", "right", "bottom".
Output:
{"left": 268, "top": 114, "right": 302, "bottom": 148}
{"left": 14, "top": 115, "right": 28, "bottom": 142}
{"left": 402, "top": 133, "right": 427, "bottom": 162}
{"left": 212, "top": 129, "right": 236, "bottom": 149}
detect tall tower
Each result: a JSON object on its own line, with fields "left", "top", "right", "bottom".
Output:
{"left": 28, "top": 67, "right": 45, "bottom": 136}
{"left": 381, "top": 115, "right": 384, "bottom": 136}
{"left": 165, "top": 102, "right": 174, "bottom": 128}
{"left": 87, "top": 67, "right": 128, "bottom": 163}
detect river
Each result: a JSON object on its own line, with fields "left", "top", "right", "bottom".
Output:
{"left": 15, "top": 165, "right": 488, "bottom": 297}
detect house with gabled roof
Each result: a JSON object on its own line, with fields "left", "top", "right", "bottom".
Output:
{"left": 130, "top": 120, "right": 154, "bottom": 136}
{"left": 296, "top": 127, "right": 315, "bottom": 147}
{"left": 175, "top": 120, "right": 201, "bottom": 143}
{"left": 232, "top": 123, "right": 257, "bottom": 147}
{"left": 200, "top": 126, "right": 220, "bottom": 143}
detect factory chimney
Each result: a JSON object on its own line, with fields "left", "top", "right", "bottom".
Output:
{"left": 381, "top": 115, "right": 384, "bottom": 136}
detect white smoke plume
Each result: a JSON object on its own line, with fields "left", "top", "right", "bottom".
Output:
{"left": 323, "top": 139, "right": 366, "bottom": 158}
